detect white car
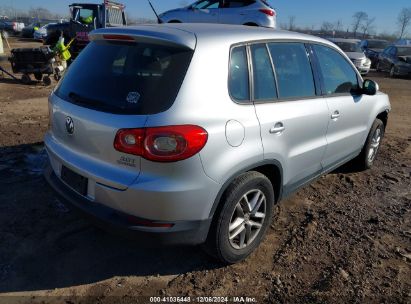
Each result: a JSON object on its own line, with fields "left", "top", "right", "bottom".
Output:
{"left": 34, "top": 23, "right": 56, "bottom": 41}
{"left": 159, "top": 0, "right": 276, "bottom": 28}
{"left": 329, "top": 38, "right": 371, "bottom": 75}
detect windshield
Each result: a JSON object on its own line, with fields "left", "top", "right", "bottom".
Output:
{"left": 55, "top": 40, "right": 193, "bottom": 114}
{"left": 334, "top": 42, "right": 362, "bottom": 53}
{"left": 368, "top": 40, "right": 388, "bottom": 49}
{"left": 397, "top": 47, "right": 411, "bottom": 56}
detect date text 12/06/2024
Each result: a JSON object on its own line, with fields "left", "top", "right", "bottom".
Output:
{"left": 149, "top": 296, "right": 258, "bottom": 303}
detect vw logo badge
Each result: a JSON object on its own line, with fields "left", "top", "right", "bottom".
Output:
{"left": 65, "top": 116, "right": 74, "bottom": 135}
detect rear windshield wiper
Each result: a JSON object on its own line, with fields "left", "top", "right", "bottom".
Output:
{"left": 68, "top": 92, "right": 102, "bottom": 107}
{"left": 67, "top": 92, "right": 137, "bottom": 114}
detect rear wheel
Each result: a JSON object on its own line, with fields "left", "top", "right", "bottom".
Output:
{"left": 204, "top": 171, "right": 274, "bottom": 264}
{"left": 390, "top": 65, "right": 396, "bottom": 78}
{"left": 354, "top": 119, "right": 385, "bottom": 170}
{"left": 21, "top": 74, "right": 31, "bottom": 84}
{"left": 43, "top": 75, "right": 51, "bottom": 86}
{"left": 34, "top": 72, "right": 42, "bottom": 81}
{"left": 376, "top": 61, "right": 382, "bottom": 72}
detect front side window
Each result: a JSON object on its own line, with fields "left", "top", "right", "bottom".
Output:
{"left": 229, "top": 46, "right": 250, "bottom": 101}
{"left": 268, "top": 43, "right": 316, "bottom": 99}
{"left": 250, "top": 44, "right": 277, "bottom": 100}
{"left": 313, "top": 44, "right": 359, "bottom": 95}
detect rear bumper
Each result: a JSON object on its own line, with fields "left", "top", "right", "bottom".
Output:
{"left": 44, "top": 165, "right": 212, "bottom": 246}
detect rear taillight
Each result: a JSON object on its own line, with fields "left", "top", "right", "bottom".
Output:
{"left": 259, "top": 9, "right": 275, "bottom": 17}
{"left": 114, "top": 125, "right": 208, "bottom": 162}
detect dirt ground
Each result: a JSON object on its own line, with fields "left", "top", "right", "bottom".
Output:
{"left": 0, "top": 38, "right": 410, "bottom": 304}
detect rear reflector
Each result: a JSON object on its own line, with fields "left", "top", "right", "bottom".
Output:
{"left": 103, "top": 34, "right": 135, "bottom": 41}
{"left": 259, "top": 9, "right": 275, "bottom": 16}
{"left": 127, "top": 216, "right": 174, "bottom": 228}
{"left": 114, "top": 125, "right": 208, "bottom": 162}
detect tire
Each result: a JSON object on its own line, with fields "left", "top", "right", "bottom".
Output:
{"left": 390, "top": 65, "right": 396, "bottom": 78}
{"left": 376, "top": 61, "right": 381, "bottom": 72}
{"left": 34, "top": 72, "right": 42, "bottom": 81}
{"left": 21, "top": 74, "right": 31, "bottom": 84}
{"left": 204, "top": 171, "right": 275, "bottom": 264}
{"left": 354, "top": 119, "right": 385, "bottom": 171}
{"left": 43, "top": 75, "right": 51, "bottom": 86}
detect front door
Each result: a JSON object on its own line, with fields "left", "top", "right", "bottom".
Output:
{"left": 189, "top": 0, "right": 220, "bottom": 23}
{"left": 311, "top": 44, "right": 371, "bottom": 170}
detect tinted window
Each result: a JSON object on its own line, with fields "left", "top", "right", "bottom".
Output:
{"left": 193, "top": 0, "right": 220, "bottom": 9}
{"left": 225, "top": 0, "right": 256, "bottom": 8}
{"left": 55, "top": 41, "right": 193, "bottom": 114}
{"left": 368, "top": 40, "right": 388, "bottom": 49}
{"left": 397, "top": 47, "right": 411, "bottom": 56}
{"left": 250, "top": 44, "right": 277, "bottom": 100}
{"left": 229, "top": 46, "right": 250, "bottom": 101}
{"left": 268, "top": 43, "right": 316, "bottom": 99}
{"left": 313, "top": 44, "right": 359, "bottom": 95}
{"left": 389, "top": 47, "right": 397, "bottom": 56}
{"left": 334, "top": 41, "right": 362, "bottom": 53}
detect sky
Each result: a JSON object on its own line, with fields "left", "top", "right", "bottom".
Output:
{"left": 0, "top": 0, "right": 409, "bottom": 35}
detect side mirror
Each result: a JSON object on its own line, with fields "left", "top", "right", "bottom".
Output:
{"left": 363, "top": 79, "right": 379, "bottom": 96}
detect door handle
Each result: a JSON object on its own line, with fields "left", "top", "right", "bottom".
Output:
{"left": 269, "top": 123, "right": 285, "bottom": 134}
{"left": 331, "top": 111, "right": 340, "bottom": 120}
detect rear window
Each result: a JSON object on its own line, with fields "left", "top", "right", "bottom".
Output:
{"left": 55, "top": 40, "right": 193, "bottom": 114}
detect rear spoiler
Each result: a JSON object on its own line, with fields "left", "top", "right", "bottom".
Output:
{"left": 89, "top": 26, "right": 197, "bottom": 50}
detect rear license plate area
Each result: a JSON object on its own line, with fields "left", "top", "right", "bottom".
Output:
{"left": 61, "top": 166, "right": 88, "bottom": 196}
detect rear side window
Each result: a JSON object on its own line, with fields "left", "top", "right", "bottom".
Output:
{"left": 55, "top": 40, "right": 193, "bottom": 114}
{"left": 250, "top": 44, "right": 277, "bottom": 100}
{"left": 229, "top": 46, "right": 250, "bottom": 101}
{"left": 225, "top": 0, "right": 256, "bottom": 8}
{"left": 268, "top": 43, "right": 316, "bottom": 99}
{"left": 313, "top": 44, "right": 359, "bottom": 95}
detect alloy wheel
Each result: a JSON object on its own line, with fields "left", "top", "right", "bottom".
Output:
{"left": 368, "top": 127, "right": 382, "bottom": 162}
{"left": 228, "top": 189, "right": 266, "bottom": 250}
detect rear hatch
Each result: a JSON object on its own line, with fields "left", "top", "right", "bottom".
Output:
{"left": 49, "top": 28, "right": 195, "bottom": 189}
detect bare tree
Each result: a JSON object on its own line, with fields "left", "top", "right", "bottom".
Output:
{"left": 335, "top": 20, "right": 343, "bottom": 33}
{"left": 288, "top": 16, "right": 296, "bottom": 31}
{"left": 352, "top": 11, "right": 368, "bottom": 38}
{"left": 321, "top": 21, "right": 334, "bottom": 34}
{"left": 361, "top": 17, "right": 376, "bottom": 38}
{"left": 397, "top": 8, "right": 411, "bottom": 39}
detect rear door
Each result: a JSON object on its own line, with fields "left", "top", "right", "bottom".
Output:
{"left": 252, "top": 42, "right": 329, "bottom": 190}
{"left": 218, "top": 0, "right": 254, "bottom": 24}
{"left": 189, "top": 0, "right": 220, "bottom": 23}
{"left": 311, "top": 44, "right": 370, "bottom": 171}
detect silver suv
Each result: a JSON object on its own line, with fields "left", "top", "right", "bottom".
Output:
{"left": 159, "top": 0, "right": 276, "bottom": 28}
{"left": 44, "top": 24, "right": 391, "bottom": 264}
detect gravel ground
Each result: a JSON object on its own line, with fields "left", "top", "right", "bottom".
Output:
{"left": 0, "top": 38, "right": 410, "bottom": 304}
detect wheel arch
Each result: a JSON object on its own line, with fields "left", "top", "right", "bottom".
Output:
{"left": 208, "top": 160, "right": 283, "bottom": 219}
{"left": 377, "top": 110, "right": 389, "bottom": 129}
{"left": 243, "top": 22, "right": 259, "bottom": 27}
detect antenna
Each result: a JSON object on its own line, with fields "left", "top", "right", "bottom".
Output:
{"left": 147, "top": 0, "right": 162, "bottom": 24}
